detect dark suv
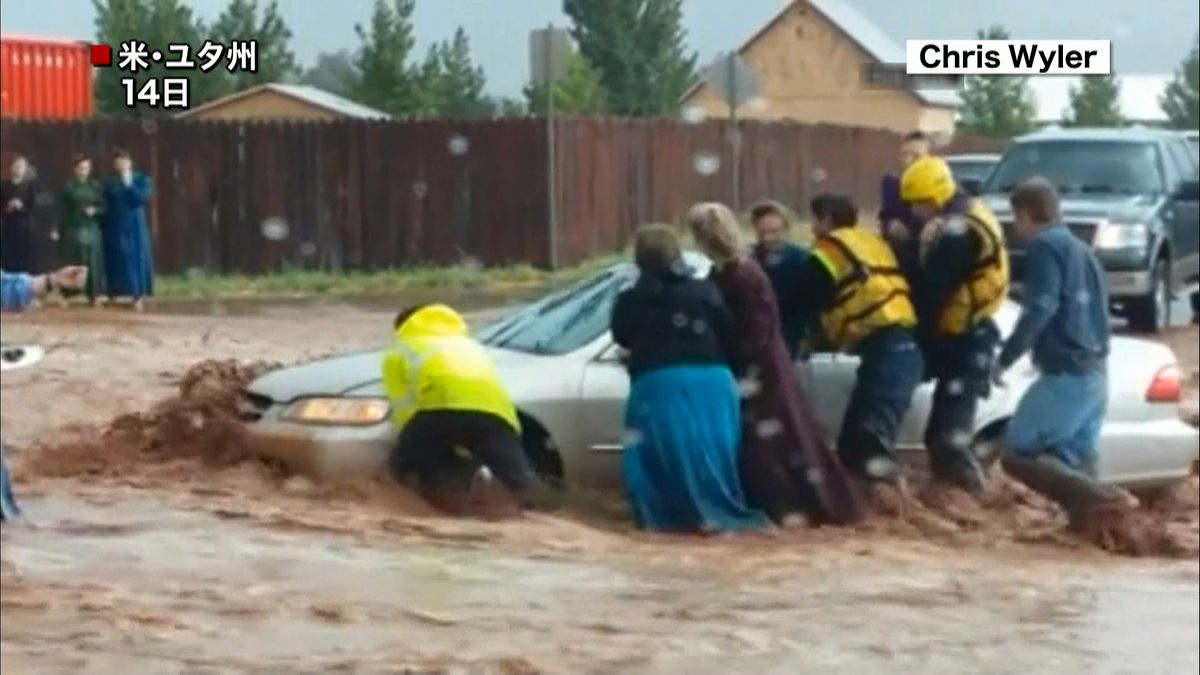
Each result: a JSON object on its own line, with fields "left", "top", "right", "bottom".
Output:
{"left": 981, "top": 127, "right": 1200, "bottom": 333}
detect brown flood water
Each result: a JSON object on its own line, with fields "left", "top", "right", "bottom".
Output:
{"left": 2, "top": 307, "right": 1199, "bottom": 673}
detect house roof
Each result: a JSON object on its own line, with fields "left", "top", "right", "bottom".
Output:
{"left": 1026, "top": 74, "right": 1173, "bottom": 124}
{"left": 177, "top": 83, "right": 391, "bottom": 120}
{"left": 682, "top": 0, "right": 959, "bottom": 109}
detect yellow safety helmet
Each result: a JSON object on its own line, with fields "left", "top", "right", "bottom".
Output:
{"left": 900, "top": 155, "right": 957, "bottom": 207}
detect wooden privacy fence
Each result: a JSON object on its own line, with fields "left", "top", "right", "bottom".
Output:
{"left": 0, "top": 117, "right": 1005, "bottom": 275}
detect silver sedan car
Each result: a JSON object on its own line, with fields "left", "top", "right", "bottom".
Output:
{"left": 241, "top": 254, "right": 1198, "bottom": 492}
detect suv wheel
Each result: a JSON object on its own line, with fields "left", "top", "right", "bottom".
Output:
{"left": 1127, "top": 258, "right": 1171, "bottom": 334}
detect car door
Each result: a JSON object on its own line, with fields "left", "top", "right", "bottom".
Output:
{"left": 1166, "top": 139, "right": 1200, "bottom": 282}
{"left": 804, "top": 347, "right": 933, "bottom": 449}
{"left": 575, "top": 342, "right": 630, "bottom": 491}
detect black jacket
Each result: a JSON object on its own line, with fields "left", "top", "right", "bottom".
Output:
{"left": 610, "top": 265, "right": 737, "bottom": 380}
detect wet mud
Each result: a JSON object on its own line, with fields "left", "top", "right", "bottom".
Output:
{"left": 3, "top": 308, "right": 1198, "bottom": 672}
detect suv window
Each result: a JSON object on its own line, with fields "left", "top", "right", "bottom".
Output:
{"left": 985, "top": 140, "right": 1166, "bottom": 196}
{"left": 1166, "top": 139, "right": 1198, "bottom": 180}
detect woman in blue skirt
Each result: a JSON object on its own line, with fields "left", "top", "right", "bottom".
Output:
{"left": 610, "top": 225, "right": 769, "bottom": 534}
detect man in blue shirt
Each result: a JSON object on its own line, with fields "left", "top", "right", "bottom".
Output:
{"left": 749, "top": 201, "right": 810, "bottom": 358}
{"left": 990, "top": 177, "right": 1136, "bottom": 524}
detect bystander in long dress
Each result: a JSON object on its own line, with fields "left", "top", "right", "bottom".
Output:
{"left": 58, "top": 176, "right": 107, "bottom": 303}
{"left": 710, "top": 257, "right": 864, "bottom": 526}
{"left": 1, "top": 172, "right": 38, "bottom": 272}
{"left": 101, "top": 171, "right": 154, "bottom": 309}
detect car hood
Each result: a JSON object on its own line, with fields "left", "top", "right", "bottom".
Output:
{"left": 985, "top": 193, "right": 1160, "bottom": 223}
{"left": 246, "top": 345, "right": 570, "bottom": 401}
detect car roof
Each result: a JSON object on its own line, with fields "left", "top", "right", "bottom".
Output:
{"left": 1014, "top": 126, "right": 1181, "bottom": 144}
{"left": 945, "top": 153, "right": 1001, "bottom": 162}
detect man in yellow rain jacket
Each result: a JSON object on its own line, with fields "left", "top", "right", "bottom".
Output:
{"left": 381, "top": 303, "right": 559, "bottom": 511}
{"left": 794, "top": 193, "right": 924, "bottom": 482}
{"left": 901, "top": 155, "right": 1010, "bottom": 495}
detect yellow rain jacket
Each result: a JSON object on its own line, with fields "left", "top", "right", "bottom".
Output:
{"left": 381, "top": 304, "right": 521, "bottom": 433}
{"left": 922, "top": 199, "right": 1010, "bottom": 335}
{"left": 811, "top": 225, "right": 917, "bottom": 351}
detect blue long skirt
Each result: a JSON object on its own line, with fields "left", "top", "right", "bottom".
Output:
{"left": 1, "top": 440, "right": 20, "bottom": 522}
{"left": 622, "top": 365, "right": 769, "bottom": 533}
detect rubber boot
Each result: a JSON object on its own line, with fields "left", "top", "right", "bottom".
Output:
{"left": 930, "top": 449, "right": 988, "bottom": 495}
{"left": 1000, "top": 454, "right": 1134, "bottom": 520}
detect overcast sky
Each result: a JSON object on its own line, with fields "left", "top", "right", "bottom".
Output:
{"left": 3, "top": 0, "right": 1195, "bottom": 96}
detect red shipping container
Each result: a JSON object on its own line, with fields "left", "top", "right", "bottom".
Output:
{"left": 0, "top": 34, "right": 94, "bottom": 120}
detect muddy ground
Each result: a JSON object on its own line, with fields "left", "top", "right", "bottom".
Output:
{"left": 2, "top": 305, "right": 1198, "bottom": 673}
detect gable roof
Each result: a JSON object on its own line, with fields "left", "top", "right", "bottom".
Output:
{"left": 1026, "top": 74, "right": 1172, "bottom": 124}
{"left": 682, "top": 0, "right": 958, "bottom": 109}
{"left": 177, "top": 83, "right": 391, "bottom": 120}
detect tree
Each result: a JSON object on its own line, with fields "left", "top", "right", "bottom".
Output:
{"left": 957, "top": 25, "right": 1037, "bottom": 137}
{"left": 490, "top": 97, "right": 528, "bottom": 117}
{"left": 1064, "top": 73, "right": 1123, "bottom": 127}
{"left": 564, "top": 0, "right": 697, "bottom": 117}
{"left": 418, "top": 27, "right": 490, "bottom": 117}
{"left": 93, "top": 0, "right": 214, "bottom": 116}
{"left": 351, "top": 0, "right": 421, "bottom": 115}
{"left": 301, "top": 50, "right": 360, "bottom": 97}
{"left": 1161, "top": 33, "right": 1200, "bottom": 130}
{"left": 209, "top": 0, "right": 298, "bottom": 93}
{"left": 523, "top": 50, "right": 607, "bottom": 115}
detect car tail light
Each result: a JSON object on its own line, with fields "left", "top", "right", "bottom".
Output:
{"left": 1145, "top": 364, "right": 1183, "bottom": 403}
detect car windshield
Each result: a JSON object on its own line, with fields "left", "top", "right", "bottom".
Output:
{"left": 947, "top": 160, "right": 996, "bottom": 182}
{"left": 984, "top": 140, "right": 1164, "bottom": 196}
{"left": 478, "top": 265, "right": 635, "bottom": 355}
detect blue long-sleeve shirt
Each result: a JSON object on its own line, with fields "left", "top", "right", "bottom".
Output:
{"left": 1, "top": 271, "right": 35, "bottom": 311}
{"left": 753, "top": 241, "right": 812, "bottom": 357}
{"left": 997, "top": 224, "right": 1109, "bottom": 375}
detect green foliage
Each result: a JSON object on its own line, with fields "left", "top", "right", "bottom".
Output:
{"left": 300, "top": 50, "right": 360, "bottom": 97}
{"left": 1161, "top": 33, "right": 1200, "bottom": 130}
{"left": 523, "top": 50, "right": 607, "bottom": 115}
{"left": 350, "top": 0, "right": 422, "bottom": 115}
{"left": 208, "top": 0, "right": 299, "bottom": 91}
{"left": 1064, "top": 73, "right": 1123, "bottom": 127}
{"left": 563, "top": 0, "right": 697, "bottom": 117}
{"left": 417, "top": 27, "right": 491, "bottom": 118}
{"left": 957, "top": 25, "right": 1037, "bottom": 137}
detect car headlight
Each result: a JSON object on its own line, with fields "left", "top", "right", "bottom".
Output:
{"left": 1093, "top": 222, "right": 1148, "bottom": 250}
{"left": 281, "top": 397, "right": 390, "bottom": 425}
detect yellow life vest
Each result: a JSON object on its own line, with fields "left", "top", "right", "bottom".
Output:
{"left": 811, "top": 225, "right": 917, "bottom": 351}
{"left": 924, "top": 198, "right": 1010, "bottom": 335}
{"left": 380, "top": 304, "right": 521, "bottom": 433}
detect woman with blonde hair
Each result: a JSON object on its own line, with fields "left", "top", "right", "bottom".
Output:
{"left": 610, "top": 224, "right": 769, "bottom": 533}
{"left": 686, "top": 202, "right": 862, "bottom": 526}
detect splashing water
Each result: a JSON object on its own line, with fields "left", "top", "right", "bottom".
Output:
{"left": 755, "top": 418, "right": 784, "bottom": 439}
{"left": 141, "top": 119, "right": 159, "bottom": 135}
{"left": 680, "top": 105, "right": 708, "bottom": 124}
{"left": 460, "top": 256, "right": 483, "bottom": 272}
{"left": 34, "top": 191, "right": 55, "bottom": 207}
{"left": 447, "top": 135, "right": 470, "bottom": 156}
{"left": 412, "top": 181, "right": 428, "bottom": 198}
{"left": 260, "top": 217, "right": 290, "bottom": 242}
{"left": 737, "top": 376, "right": 762, "bottom": 399}
{"left": 693, "top": 151, "right": 721, "bottom": 176}
{"left": 298, "top": 242, "right": 318, "bottom": 258}
{"left": 810, "top": 167, "right": 828, "bottom": 184}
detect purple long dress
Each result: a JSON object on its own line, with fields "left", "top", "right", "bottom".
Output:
{"left": 711, "top": 258, "right": 863, "bottom": 526}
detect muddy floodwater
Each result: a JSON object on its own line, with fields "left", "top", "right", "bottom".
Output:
{"left": 3, "top": 306, "right": 1199, "bottom": 673}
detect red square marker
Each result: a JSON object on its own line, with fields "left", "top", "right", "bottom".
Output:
{"left": 90, "top": 44, "right": 113, "bottom": 67}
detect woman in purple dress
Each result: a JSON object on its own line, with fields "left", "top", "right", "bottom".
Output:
{"left": 686, "top": 202, "right": 863, "bottom": 527}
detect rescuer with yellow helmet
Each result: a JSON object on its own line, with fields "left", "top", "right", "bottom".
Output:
{"left": 795, "top": 193, "right": 923, "bottom": 483}
{"left": 900, "top": 155, "right": 1010, "bottom": 495}
{"left": 381, "top": 303, "right": 561, "bottom": 512}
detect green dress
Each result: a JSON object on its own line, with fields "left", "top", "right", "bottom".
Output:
{"left": 58, "top": 178, "right": 107, "bottom": 300}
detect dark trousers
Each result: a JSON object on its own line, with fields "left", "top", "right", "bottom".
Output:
{"left": 837, "top": 327, "right": 924, "bottom": 478}
{"left": 390, "top": 410, "right": 537, "bottom": 494}
{"left": 923, "top": 321, "right": 999, "bottom": 479}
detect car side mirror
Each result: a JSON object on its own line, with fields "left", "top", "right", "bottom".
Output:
{"left": 1174, "top": 178, "right": 1200, "bottom": 202}
{"left": 960, "top": 177, "right": 984, "bottom": 197}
